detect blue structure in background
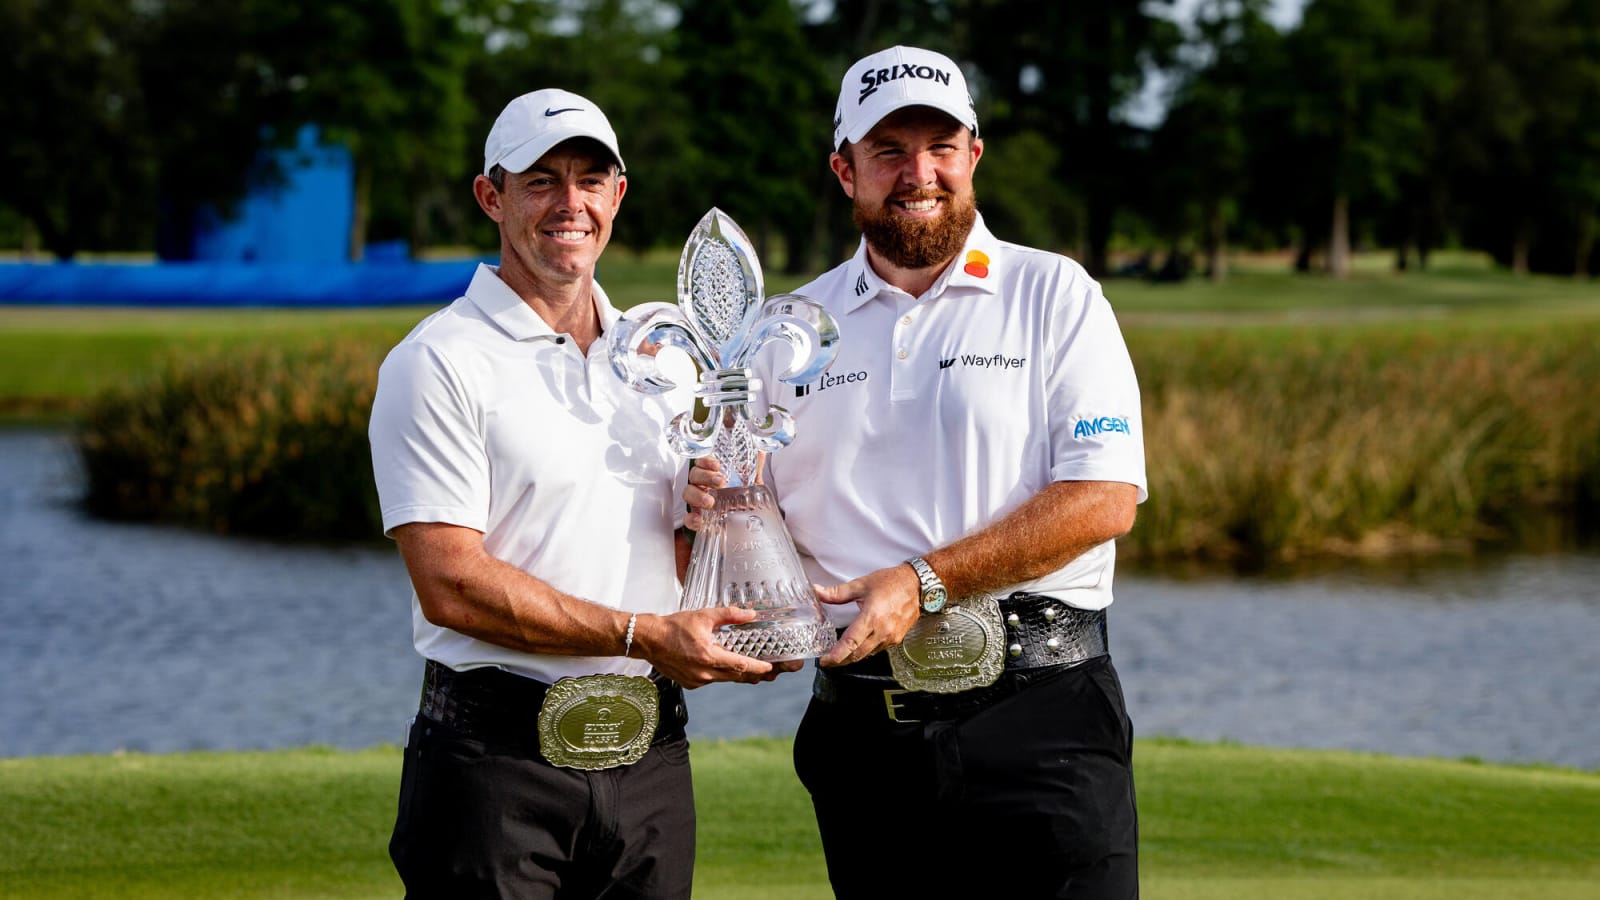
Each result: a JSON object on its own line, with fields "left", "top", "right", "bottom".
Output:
{"left": 192, "top": 125, "right": 355, "bottom": 265}
{"left": 0, "top": 125, "right": 482, "bottom": 307}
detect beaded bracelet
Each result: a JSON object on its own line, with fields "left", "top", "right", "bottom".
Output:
{"left": 623, "top": 612, "right": 638, "bottom": 658}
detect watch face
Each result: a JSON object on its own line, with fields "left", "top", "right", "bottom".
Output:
{"left": 921, "top": 587, "right": 948, "bottom": 614}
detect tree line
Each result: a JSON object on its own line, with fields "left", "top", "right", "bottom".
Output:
{"left": 4, "top": 0, "right": 1599, "bottom": 279}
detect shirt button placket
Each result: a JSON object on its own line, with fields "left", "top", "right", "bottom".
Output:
{"left": 891, "top": 309, "right": 915, "bottom": 399}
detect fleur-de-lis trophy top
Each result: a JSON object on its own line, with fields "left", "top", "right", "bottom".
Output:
{"left": 609, "top": 208, "right": 840, "bottom": 487}
{"left": 608, "top": 208, "right": 841, "bottom": 661}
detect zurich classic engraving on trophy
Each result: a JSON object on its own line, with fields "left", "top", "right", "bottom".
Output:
{"left": 609, "top": 208, "right": 841, "bottom": 661}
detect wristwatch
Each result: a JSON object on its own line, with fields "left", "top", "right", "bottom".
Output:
{"left": 905, "top": 556, "right": 949, "bottom": 614}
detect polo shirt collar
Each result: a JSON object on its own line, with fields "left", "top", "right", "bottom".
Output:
{"left": 841, "top": 212, "right": 1003, "bottom": 313}
{"left": 464, "top": 262, "right": 621, "bottom": 342}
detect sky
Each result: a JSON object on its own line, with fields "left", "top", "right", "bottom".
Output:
{"left": 800, "top": 0, "right": 1312, "bottom": 127}
{"left": 1165, "top": 0, "right": 1308, "bottom": 31}
{"left": 1123, "top": 0, "right": 1310, "bottom": 127}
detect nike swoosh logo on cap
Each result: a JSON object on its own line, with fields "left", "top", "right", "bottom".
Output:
{"left": 544, "top": 107, "right": 581, "bottom": 116}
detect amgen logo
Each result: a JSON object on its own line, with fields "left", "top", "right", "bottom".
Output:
{"left": 1073, "top": 416, "right": 1132, "bottom": 439}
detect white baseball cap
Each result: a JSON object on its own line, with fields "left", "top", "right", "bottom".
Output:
{"left": 482, "top": 88, "right": 624, "bottom": 176}
{"left": 832, "top": 46, "right": 978, "bottom": 149}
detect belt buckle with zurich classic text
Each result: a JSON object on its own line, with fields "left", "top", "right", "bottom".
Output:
{"left": 537, "top": 674, "right": 658, "bottom": 770}
{"left": 888, "top": 592, "right": 1005, "bottom": 695}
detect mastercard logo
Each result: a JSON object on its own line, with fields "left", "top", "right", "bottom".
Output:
{"left": 963, "top": 249, "right": 990, "bottom": 278}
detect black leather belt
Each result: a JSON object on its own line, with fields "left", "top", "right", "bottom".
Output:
{"left": 815, "top": 592, "right": 1108, "bottom": 723}
{"left": 999, "top": 592, "right": 1108, "bottom": 669}
{"left": 419, "top": 659, "right": 688, "bottom": 750}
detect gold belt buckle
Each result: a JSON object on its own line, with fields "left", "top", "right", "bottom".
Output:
{"left": 882, "top": 689, "right": 920, "bottom": 723}
{"left": 888, "top": 592, "right": 1005, "bottom": 695}
{"left": 537, "top": 674, "right": 659, "bottom": 770}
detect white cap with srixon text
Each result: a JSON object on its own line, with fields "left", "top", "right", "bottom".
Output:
{"left": 832, "top": 46, "right": 979, "bottom": 150}
{"left": 483, "top": 88, "right": 624, "bottom": 176}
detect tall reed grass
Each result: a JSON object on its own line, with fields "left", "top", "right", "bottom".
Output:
{"left": 72, "top": 320, "right": 1600, "bottom": 561}
{"left": 76, "top": 341, "right": 384, "bottom": 540}
{"left": 1127, "top": 322, "right": 1600, "bottom": 563}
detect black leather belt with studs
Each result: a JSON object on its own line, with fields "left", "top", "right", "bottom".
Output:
{"left": 996, "top": 591, "right": 1108, "bottom": 669}
{"left": 812, "top": 593, "right": 1109, "bottom": 723}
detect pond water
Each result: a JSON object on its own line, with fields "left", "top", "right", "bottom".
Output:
{"left": 3, "top": 429, "right": 1596, "bottom": 770}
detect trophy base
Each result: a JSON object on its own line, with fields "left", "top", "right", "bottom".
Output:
{"left": 683, "top": 483, "right": 837, "bottom": 662}
{"left": 715, "top": 618, "right": 837, "bottom": 662}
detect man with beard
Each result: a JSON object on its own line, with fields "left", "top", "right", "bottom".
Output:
{"left": 686, "top": 46, "right": 1148, "bottom": 898}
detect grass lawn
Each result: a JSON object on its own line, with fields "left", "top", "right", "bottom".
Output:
{"left": 1108, "top": 251, "right": 1600, "bottom": 324}
{"left": 0, "top": 307, "right": 427, "bottom": 420}
{"left": 4, "top": 250, "right": 1598, "bottom": 423}
{"left": 0, "top": 738, "right": 1594, "bottom": 899}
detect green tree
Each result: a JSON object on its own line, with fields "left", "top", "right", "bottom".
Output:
{"left": 1283, "top": 0, "right": 1444, "bottom": 278}
{"left": 974, "top": 129, "right": 1074, "bottom": 257}
{"left": 1152, "top": 0, "right": 1284, "bottom": 280}
{"left": 960, "top": 0, "right": 1181, "bottom": 276}
{"left": 2, "top": 0, "right": 486, "bottom": 262}
{"left": 258, "top": 0, "right": 476, "bottom": 260}
{"left": 1551, "top": 1, "right": 1600, "bottom": 276}
{"left": 671, "top": 0, "right": 831, "bottom": 270}
{"left": 134, "top": 0, "right": 300, "bottom": 260}
{"left": 0, "top": 0, "right": 153, "bottom": 259}
{"left": 1440, "top": 0, "right": 1600, "bottom": 275}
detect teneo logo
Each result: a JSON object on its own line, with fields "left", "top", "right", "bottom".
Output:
{"left": 1072, "top": 416, "right": 1132, "bottom": 440}
{"left": 939, "top": 354, "right": 1027, "bottom": 371}
{"left": 795, "top": 369, "right": 869, "bottom": 397}
{"left": 859, "top": 64, "right": 952, "bottom": 102}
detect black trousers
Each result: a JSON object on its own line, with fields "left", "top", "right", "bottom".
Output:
{"left": 794, "top": 656, "right": 1138, "bottom": 900}
{"left": 389, "top": 714, "right": 696, "bottom": 900}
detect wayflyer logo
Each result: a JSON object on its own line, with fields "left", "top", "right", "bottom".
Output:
{"left": 938, "top": 353, "right": 1026, "bottom": 372}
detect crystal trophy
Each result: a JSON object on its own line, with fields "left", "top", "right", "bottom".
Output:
{"left": 609, "top": 208, "right": 840, "bottom": 661}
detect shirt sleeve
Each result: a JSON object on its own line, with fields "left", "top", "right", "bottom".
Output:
{"left": 368, "top": 340, "right": 491, "bottom": 536}
{"left": 1044, "top": 268, "right": 1149, "bottom": 503}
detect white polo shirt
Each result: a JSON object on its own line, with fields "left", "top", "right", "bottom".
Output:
{"left": 757, "top": 215, "right": 1146, "bottom": 626}
{"left": 369, "top": 263, "right": 693, "bottom": 683}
